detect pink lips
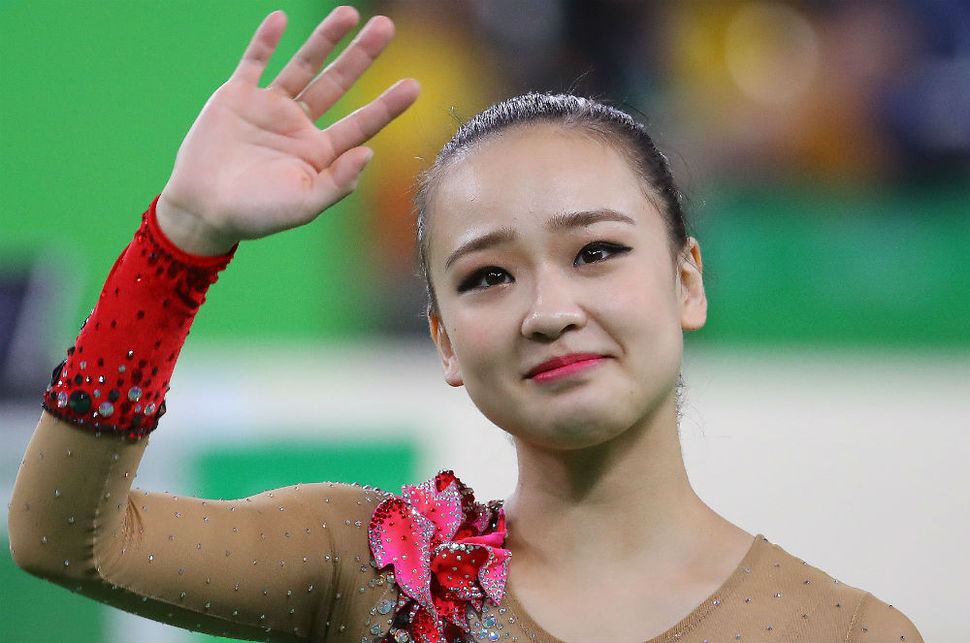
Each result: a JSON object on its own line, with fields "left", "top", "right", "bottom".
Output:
{"left": 525, "top": 353, "right": 605, "bottom": 383}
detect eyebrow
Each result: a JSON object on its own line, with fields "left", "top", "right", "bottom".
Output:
{"left": 546, "top": 208, "right": 636, "bottom": 230}
{"left": 443, "top": 208, "right": 636, "bottom": 269}
{"left": 444, "top": 227, "right": 516, "bottom": 269}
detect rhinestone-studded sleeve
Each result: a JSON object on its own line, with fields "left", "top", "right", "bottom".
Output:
{"left": 9, "top": 414, "right": 399, "bottom": 642}
{"left": 42, "top": 196, "right": 233, "bottom": 438}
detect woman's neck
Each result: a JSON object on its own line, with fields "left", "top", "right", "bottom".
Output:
{"left": 500, "top": 394, "right": 754, "bottom": 643}
{"left": 503, "top": 394, "right": 731, "bottom": 566}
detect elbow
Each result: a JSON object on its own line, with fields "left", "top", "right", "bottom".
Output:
{"left": 7, "top": 491, "right": 92, "bottom": 583}
{"left": 8, "top": 525, "right": 43, "bottom": 581}
{"left": 8, "top": 502, "right": 59, "bottom": 581}
{"left": 8, "top": 539, "right": 54, "bottom": 581}
{"left": 8, "top": 521, "right": 94, "bottom": 585}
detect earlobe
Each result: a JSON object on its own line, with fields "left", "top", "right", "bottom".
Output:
{"left": 428, "top": 313, "right": 464, "bottom": 387}
{"left": 679, "top": 238, "right": 707, "bottom": 331}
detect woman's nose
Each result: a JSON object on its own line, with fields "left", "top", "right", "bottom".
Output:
{"left": 519, "top": 276, "right": 586, "bottom": 341}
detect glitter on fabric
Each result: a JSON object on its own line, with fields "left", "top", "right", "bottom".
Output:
{"left": 368, "top": 471, "right": 510, "bottom": 643}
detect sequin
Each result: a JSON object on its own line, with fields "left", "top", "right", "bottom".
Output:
{"left": 377, "top": 599, "right": 394, "bottom": 615}
{"left": 369, "top": 471, "right": 509, "bottom": 642}
{"left": 98, "top": 402, "right": 115, "bottom": 417}
{"left": 67, "top": 390, "right": 91, "bottom": 414}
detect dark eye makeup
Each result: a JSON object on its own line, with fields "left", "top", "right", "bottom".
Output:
{"left": 574, "top": 241, "right": 632, "bottom": 266}
{"left": 457, "top": 267, "right": 513, "bottom": 293}
{"left": 455, "top": 241, "right": 632, "bottom": 293}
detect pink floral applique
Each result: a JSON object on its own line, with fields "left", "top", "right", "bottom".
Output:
{"left": 368, "top": 471, "right": 510, "bottom": 643}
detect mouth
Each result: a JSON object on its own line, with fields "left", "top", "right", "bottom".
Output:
{"left": 525, "top": 353, "right": 606, "bottom": 383}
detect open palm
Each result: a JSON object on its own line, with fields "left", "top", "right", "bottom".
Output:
{"left": 156, "top": 7, "right": 420, "bottom": 255}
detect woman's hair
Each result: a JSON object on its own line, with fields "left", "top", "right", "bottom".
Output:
{"left": 415, "top": 92, "right": 689, "bottom": 315}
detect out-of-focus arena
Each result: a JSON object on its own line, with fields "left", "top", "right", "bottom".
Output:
{"left": 1, "top": 2, "right": 967, "bottom": 641}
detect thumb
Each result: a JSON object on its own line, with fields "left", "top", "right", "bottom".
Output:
{"left": 313, "top": 146, "right": 374, "bottom": 209}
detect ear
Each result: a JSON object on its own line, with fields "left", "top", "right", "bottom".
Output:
{"left": 678, "top": 237, "right": 707, "bottom": 331}
{"left": 428, "top": 312, "right": 464, "bottom": 387}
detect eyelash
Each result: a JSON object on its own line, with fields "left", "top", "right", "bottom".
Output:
{"left": 456, "top": 241, "right": 632, "bottom": 293}
{"left": 457, "top": 266, "right": 511, "bottom": 293}
{"left": 574, "top": 241, "right": 632, "bottom": 266}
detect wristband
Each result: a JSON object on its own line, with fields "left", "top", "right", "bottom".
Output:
{"left": 43, "top": 196, "right": 234, "bottom": 438}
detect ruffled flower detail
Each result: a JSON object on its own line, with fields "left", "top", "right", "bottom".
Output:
{"left": 368, "top": 471, "right": 510, "bottom": 643}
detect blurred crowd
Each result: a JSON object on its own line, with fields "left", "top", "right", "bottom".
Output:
{"left": 353, "top": 0, "right": 969, "bottom": 332}
{"left": 374, "top": 0, "right": 969, "bottom": 182}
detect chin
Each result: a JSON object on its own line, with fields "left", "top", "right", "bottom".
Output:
{"left": 508, "top": 411, "right": 637, "bottom": 452}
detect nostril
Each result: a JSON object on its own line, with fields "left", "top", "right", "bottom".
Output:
{"left": 520, "top": 308, "right": 585, "bottom": 341}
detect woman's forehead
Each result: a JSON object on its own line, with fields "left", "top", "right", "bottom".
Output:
{"left": 430, "top": 127, "right": 646, "bottom": 220}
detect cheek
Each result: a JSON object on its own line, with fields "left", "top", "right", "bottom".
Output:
{"left": 448, "top": 310, "right": 509, "bottom": 373}
{"left": 603, "top": 267, "right": 678, "bottom": 323}
{"left": 596, "top": 268, "right": 685, "bottom": 361}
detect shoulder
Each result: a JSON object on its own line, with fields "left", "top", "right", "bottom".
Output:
{"left": 846, "top": 592, "right": 923, "bottom": 643}
{"left": 734, "top": 537, "right": 922, "bottom": 643}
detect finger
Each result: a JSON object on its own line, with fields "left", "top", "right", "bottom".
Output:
{"left": 232, "top": 11, "right": 288, "bottom": 85}
{"left": 297, "top": 15, "right": 397, "bottom": 122}
{"left": 270, "top": 5, "right": 359, "bottom": 98}
{"left": 321, "top": 78, "right": 420, "bottom": 157}
{"left": 311, "top": 146, "right": 375, "bottom": 210}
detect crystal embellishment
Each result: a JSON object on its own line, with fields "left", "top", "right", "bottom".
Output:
{"left": 368, "top": 471, "right": 510, "bottom": 643}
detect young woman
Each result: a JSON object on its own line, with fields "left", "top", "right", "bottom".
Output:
{"left": 9, "top": 8, "right": 921, "bottom": 643}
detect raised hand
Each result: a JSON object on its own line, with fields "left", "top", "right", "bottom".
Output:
{"left": 156, "top": 7, "right": 420, "bottom": 255}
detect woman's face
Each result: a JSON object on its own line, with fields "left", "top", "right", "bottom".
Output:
{"left": 427, "top": 125, "right": 706, "bottom": 450}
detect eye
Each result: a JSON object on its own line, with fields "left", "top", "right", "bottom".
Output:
{"left": 457, "top": 266, "right": 513, "bottom": 293}
{"left": 574, "top": 241, "right": 631, "bottom": 266}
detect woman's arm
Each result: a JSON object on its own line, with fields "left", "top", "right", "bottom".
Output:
{"left": 10, "top": 414, "right": 391, "bottom": 642}
{"left": 9, "top": 7, "right": 417, "bottom": 641}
